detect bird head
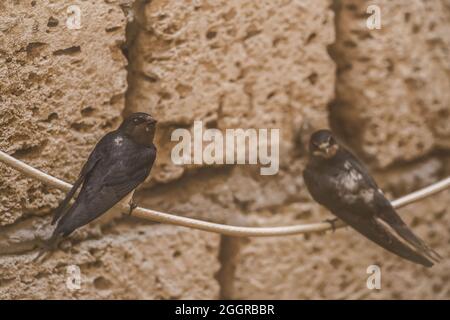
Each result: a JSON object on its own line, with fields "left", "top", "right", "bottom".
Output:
{"left": 120, "top": 112, "right": 157, "bottom": 147}
{"left": 309, "top": 129, "right": 339, "bottom": 159}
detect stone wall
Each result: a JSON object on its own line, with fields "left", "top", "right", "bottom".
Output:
{"left": 331, "top": 0, "right": 450, "bottom": 168}
{"left": 0, "top": 0, "right": 449, "bottom": 299}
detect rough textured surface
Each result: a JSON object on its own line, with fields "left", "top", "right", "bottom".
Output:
{"left": 0, "top": 225, "right": 220, "bottom": 299}
{"left": 0, "top": 0, "right": 449, "bottom": 300}
{"left": 127, "top": 0, "right": 335, "bottom": 183}
{"left": 0, "top": 0, "right": 131, "bottom": 226}
{"left": 331, "top": 0, "right": 450, "bottom": 168}
{"left": 221, "top": 190, "right": 450, "bottom": 300}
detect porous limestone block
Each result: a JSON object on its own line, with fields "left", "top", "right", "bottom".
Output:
{"left": 0, "top": 225, "right": 221, "bottom": 299}
{"left": 127, "top": 0, "right": 336, "bottom": 183}
{"left": 0, "top": 0, "right": 131, "bottom": 225}
{"left": 332, "top": 0, "right": 450, "bottom": 167}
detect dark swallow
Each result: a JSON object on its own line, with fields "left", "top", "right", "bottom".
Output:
{"left": 303, "top": 129, "right": 441, "bottom": 267}
{"left": 47, "top": 112, "right": 157, "bottom": 246}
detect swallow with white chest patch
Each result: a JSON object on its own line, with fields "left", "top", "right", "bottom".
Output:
{"left": 303, "top": 129, "right": 441, "bottom": 267}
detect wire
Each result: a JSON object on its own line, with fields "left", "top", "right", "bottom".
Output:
{"left": 1, "top": 149, "right": 449, "bottom": 237}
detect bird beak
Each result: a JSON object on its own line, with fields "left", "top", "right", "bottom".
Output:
{"left": 146, "top": 118, "right": 157, "bottom": 125}
{"left": 319, "top": 142, "right": 329, "bottom": 150}
{"left": 314, "top": 142, "right": 338, "bottom": 158}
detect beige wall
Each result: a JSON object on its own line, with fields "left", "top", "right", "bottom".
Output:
{"left": 0, "top": 0, "right": 449, "bottom": 299}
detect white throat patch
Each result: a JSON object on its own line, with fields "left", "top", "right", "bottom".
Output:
{"left": 114, "top": 136, "right": 123, "bottom": 146}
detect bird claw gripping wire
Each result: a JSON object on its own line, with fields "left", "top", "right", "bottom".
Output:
{"left": 323, "top": 218, "right": 340, "bottom": 233}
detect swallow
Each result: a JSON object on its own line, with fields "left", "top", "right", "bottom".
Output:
{"left": 303, "top": 129, "right": 441, "bottom": 267}
{"left": 46, "top": 112, "right": 157, "bottom": 248}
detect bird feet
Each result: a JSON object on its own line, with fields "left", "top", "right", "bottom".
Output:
{"left": 128, "top": 200, "right": 138, "bottom": 216}
{"left": 323, "top": 218, "right": 339, "bottom": 233}
{"left": 32, "top": 238, "right": 58, "bottom": 263}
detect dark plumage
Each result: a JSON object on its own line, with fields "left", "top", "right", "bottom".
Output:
{"left": 50, "top": 112, "right": 157, "bottom": 241}
{"left": 303, "top": 129, "right": 441, "bottom": 267}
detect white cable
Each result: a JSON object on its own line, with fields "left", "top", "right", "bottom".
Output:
{"left": 1, "top": 149, "right": 449, "bottom": 237}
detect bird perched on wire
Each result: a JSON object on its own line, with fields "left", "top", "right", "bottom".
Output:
{"left": 303, "top": 129, "right": 441, "bottom": 267}
{"left": 41, "top": 112, "right": 157, "bottom": 254}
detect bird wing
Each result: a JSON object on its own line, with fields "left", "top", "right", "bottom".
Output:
{"left": 51, "top": 132, "right": 115, "bottom": 224}
{"left": 53, "top": 139, "right": 156, "bottom": 237}
{"left": 340, "top": 151, "right": 441, "bottom": 263}
{"left": 333, "top": 208, "right": 434, "bottom": 267}
{"left": 55, "top": 166, "right": 150, "bottom": 237}
{"left": 373, "top": 192, "right": 441, "bottom": 262}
